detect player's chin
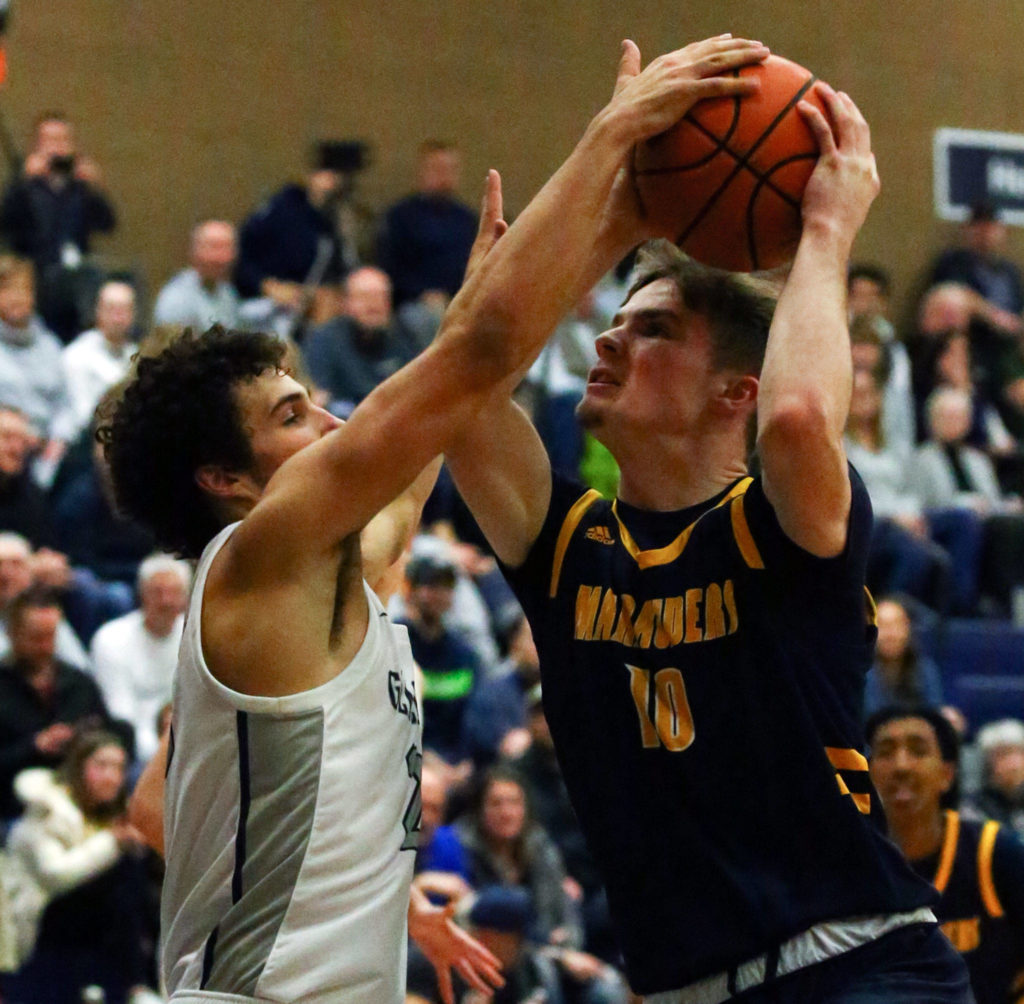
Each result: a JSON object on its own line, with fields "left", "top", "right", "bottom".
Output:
{"left": 576, "top": 392, "right": 612, "bottom": 430}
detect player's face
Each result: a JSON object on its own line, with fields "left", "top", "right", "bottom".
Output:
{"left": 577, "top": 278, "right": 717, "bottom": 443}
{"left": 235, "top": 370, "right": 342, "bottom": 488}
{"left": 482, "top": 780, "right": 527, "bottom": 843}
{"left": 869, "top": 717, "right": 954, "bottom": 819}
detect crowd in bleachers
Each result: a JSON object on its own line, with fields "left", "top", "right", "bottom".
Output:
{"left": 0, "top": 106, "right": 1020, "bottom": 1002}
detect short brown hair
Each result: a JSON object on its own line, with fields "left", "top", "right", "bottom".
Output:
{"left": 626, "top": 241, "right": 777, "bottom": 375}
{"left": 0, "top": 255, "right": 34, "bottom": 289}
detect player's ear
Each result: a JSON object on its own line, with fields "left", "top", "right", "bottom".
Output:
{"left": 195, "top": 464, "right": 245, "bottom": 500}
{"left": 717, "top": 374, "right": 759, "bottom": 413}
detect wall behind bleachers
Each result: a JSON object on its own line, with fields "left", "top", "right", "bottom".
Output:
{"left": 5, "top": 2, "right": 1024, "bottom": 315}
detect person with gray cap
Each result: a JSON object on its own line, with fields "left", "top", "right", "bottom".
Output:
{"left": 968, "top": 719, "right": 1024, "bottom": 842}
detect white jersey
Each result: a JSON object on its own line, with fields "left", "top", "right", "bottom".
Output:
{"left": 161, "top": 523, "right": 422, "bottom": 1004}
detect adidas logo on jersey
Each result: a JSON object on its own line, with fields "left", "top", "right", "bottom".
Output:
{"left": 585, "top": 526, "right": 615, "bottom": 545}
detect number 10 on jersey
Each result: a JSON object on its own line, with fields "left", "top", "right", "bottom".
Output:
{"left": 627, "top": 665, "right": 695, "bottom": 751}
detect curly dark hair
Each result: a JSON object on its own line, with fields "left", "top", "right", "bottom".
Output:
{"left": 96, "top": 326, "right": 286, "bottom": 558}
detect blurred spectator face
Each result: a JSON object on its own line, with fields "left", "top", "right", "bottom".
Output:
{"left": 0, "top": 536, "right": 32, "bottom": 603}
{"left": 409, "top": 580, "right": 454, "bottom": 625}
{"left": 94, "top": 282, "right": 135, "bottom": 345}
{"left": 418, "top": 147, "right": 460, "bottom": 196}
{"left": 482, "top": 779, "right": 526, "bottom": 843}
{"left": 191, "top": 221, "right": 237, "bottom": 285}
{"left": 420, "top": 766, "right": 446, "bottom": 841}
{"left": 966, "top": 218, "right": 1007, "bottom": 258}
{"left": 869, "top": 716, "right": 954, "bottom": 819}
{"left": 850, "top": 339, "right": 883, "bottom": 377}
{"left": 919, "top": 285, "right": 972, "bottom": 336}
{"left": 0, "top": 271, "right": 35, "bottom": 328}
{"left": 848, "top": 368, "right": 882, "bottom": 424}
{"left": 848, "top": 277, "right": 888, "bottom": 319}
{"left": 306, "top": 168, "right": 342, "bottom": 208}
{"left": 928, "top": 389, "right": 972, "bottom": 444}
{"left": 874, "top": 599, "right": 911, "bottom": 663}
{"left": 81, "top": 742, "right": 127, "bottom": 810}
{"left": 34, "top": 118, "right": 75, "bottom": 161}
{"left": 0, "top": 409, "right": 31, "bottom": 476}
{"left": 344, "top": 267, "right": 393, "bottom": 330}
{"left": 140, "top": 569, "right": 188, "bottom": 636}
{"left": 986, "top": 744, "right": 1024, "bottom": 797}
{"left": 10, "top": 603, "right": 60, "bottom": 667}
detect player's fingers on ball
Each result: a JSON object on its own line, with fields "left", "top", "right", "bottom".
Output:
{"left": 797, "top": 101, "right": 837, "bottom": 155}
{"left": 692, "top": 76, "right": 759, "bottom": 101}
{"left": 696, "top": 40, "right": 769, "bottom": 76}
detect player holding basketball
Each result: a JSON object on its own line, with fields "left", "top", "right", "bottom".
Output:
{"left": 446, "top": 45, "right": 974, "bottom": 1004}
{"left": 103, "top": 34, "right": 772, "bottom": 1004}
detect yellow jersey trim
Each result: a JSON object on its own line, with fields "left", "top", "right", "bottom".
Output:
{"left": 933, "top": 809, "right": 961, "bottom": 894}
{"left": 729, "top": 492, "right": 765, "bottom": 570}
{"left": 979, "top": 819, "right": 1005, "bottom": 918}
{"left": 610, "top": 478, "right": 753, "bottom": 571}
{"left": 549, "top": 489, "right": 602, "bottom": 598}
{"left": 864, "top": 587, "right": 878, "bottom": 626}
{"left": 825, "top": 747, "right": 869, "bottom": 772}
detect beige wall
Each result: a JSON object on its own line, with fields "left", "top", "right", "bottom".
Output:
{"left": 5, "top": 1, "right": 1024, "bottom": 321}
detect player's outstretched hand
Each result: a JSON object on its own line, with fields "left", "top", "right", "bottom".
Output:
{"left": 464, "top": 169, "right": 508, "bottom": 281}
{"left": 409, "top": 893, "right": 505, "bottom": 1004}
{"left": 797, "top": 84, "right": 880, "bottom": 252}
{"left": 605, "top": 35, "right": 769, "bottom": 146}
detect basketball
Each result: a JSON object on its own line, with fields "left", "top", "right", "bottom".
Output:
{"left": 633, "top": 54, "right": 829, "bottom": 272}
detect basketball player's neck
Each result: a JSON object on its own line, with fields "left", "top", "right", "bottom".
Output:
{"left": 888, "top": 806, "right": 946, "bottom": 864}
{"left": 616, "top": 427, "right": 748, "bottom": 512}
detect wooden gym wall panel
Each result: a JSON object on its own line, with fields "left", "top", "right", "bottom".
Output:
{"left": 3, "top": 1, "right": 1024, "bottom": 322}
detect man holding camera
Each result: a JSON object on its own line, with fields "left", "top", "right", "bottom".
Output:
{"left": 0, "top": 112, "right": 117, "bottom": 341}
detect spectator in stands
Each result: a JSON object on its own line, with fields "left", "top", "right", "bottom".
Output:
{"left": 61, "top": 280, "right": 136, "bottom": 444}
{"left": 864, "top": 596, "right": 944, "bottom": 719}
{"left": 463, "top": 615, "right": 540, "bottom": 766}
{"left": 867, "top": 707, "right": 1024, "bottom": 1004}
{"left": 0, "top": 586, "right": 113, "bottom": 819}
{"left": 848, "top": 262, "right": 892, "bottom": 320}
{"left": 0, "top": 112, "right": 116, "bottom": 341}
{"left": 152, "top": 219, "right": 241, "bottom": 331}
{"left": 1, "top": 729, "right": 157, "bottom": 1004}
{"left": 398, "top": 548, "right": 483, "bottom": 765}
{"left": 303, "top": 266, "right": 419, "bottom": 417}
{"left": 849, "top": 313, "right": 915, "bottom": 458}
{"left": 968, "top": 719, "right": 1024, "bottom": 843}
{"left": 909, "top": 386, "right": 1024, "bottom": 616}
{"left": 454, "top": 764, "right": 581, "bottom": 950}
{"left": 391, "top": 533, "right": 501, "bottom": 672}
{"left": 0, "top": 534, "right": 91, "bottom": 670}
{"left": 235, "top": 143, "right": 350, "bottom": 326}
{"left": 90, "top": 554, "right": 190, "bottom": 764}
{"left": 0, "top": 405, "right": 55, "bottom": 548}
{"left": 0, "top": 256, "right": 75, "bottom": 461}
{"left": 54, "top": 422, "right": 156, "bottom": 591}
{"left": 844, "top": 367, "right": 954, "bottom": 612}
{"left": 378, "top": 140, "right": 477, "bottom": 307}
{"left": 415, "top": 756, "right": 472, "bottom": 886}
{"left": 930, "top": 201, "right": 1024, "bottom": 329}
{"left": 911, "top": 282, "right": 1024, "bottom": 442}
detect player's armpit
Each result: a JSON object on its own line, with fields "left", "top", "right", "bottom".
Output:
{"left": 446, "top": 393, "right": 552, "bottom": 568}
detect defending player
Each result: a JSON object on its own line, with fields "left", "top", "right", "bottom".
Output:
{"left": 869, "top": 707, "right": 1024, "bottom": 1004}
{"left": 445, "top": 48, "right": 973, "bottom": 1004}
{"left": 101, "top": 35, "right": 771, "bottom": 1004}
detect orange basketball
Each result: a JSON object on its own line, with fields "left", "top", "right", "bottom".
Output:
{"left": 633, "top": 54, "right": 829, "bottom": 272}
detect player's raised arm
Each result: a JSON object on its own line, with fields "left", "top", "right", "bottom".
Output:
{"left": 756, "top": 83, "right": 880, "bottom": 557}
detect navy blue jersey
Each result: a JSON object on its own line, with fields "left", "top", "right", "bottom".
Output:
{"left": 500, "top": 467, "right": 936, "bottom": 995}
{"left": 914, "top": 811, "right": 1024, "bottom": 1004}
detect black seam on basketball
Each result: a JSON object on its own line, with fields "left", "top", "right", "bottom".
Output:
{"left": 675, "top": 75, "right": 819, "bottom": 251}
{"left": 746, "top": 153, "right": 819, "bottom": 268}
{"left": 635, "top": 70, "right": 742, "bottom": 175}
